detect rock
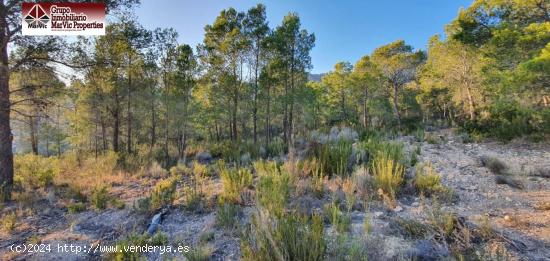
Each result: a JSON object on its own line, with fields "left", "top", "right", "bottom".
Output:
{"left": 329, "top": 126, "right": 339, "bottom": 141}
{"left": 393, "top": 205, "right": 403, "bottom": 212}
{"left": 374, "top": 211, "right": 384, "bottom": 217}
{"left": 195, "top": 151, "right": 212, "bottom": 164}
{"left": 146, "top": 212, "right": 163, "bottom": 235}
{"left": 412, "top": 202, "right": 420, "bottom": 207}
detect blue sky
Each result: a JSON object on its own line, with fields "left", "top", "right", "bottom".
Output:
{"left": 135, "top": 0, "right": 472, "bottom": 74}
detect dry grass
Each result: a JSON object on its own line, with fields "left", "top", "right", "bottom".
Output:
{"left": 371, "top": 154, "right": 404, "bottom": 200}
{"left": 53, "top": 152, "right": 127, "bottom": 196}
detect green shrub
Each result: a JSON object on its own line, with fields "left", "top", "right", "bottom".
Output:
{"left": 108, "top": 232, "right": 148, "bottom": 260}
{"left": 150, "top": 177, "right": 178, "bottom": 210}
{"left": 133, "top": 197, "right": 151, "bottom": 214}
{"left": 312, "top": 140, "right": 352, "bottom": 177}
{"left": 170, "top": 164, "right": 190, "bottom": 177}
{"left": 2, "top": 212, "right": 17, "bottom": 233}
{"left": 220, "top": 167, "right": 252, "bottom": 203}
{"left": 362, "top": 139, "right": 404, "bottom": 166}
{"left": 415, "top": 163, "right": 444, "bottom": 196}
{"left": 199, "top": 231, "right": 215, "bottom": 243}
{"left": 242, "top": 212, "right": 325, "bottom": 261}
{"left": 150, "top": 231, "right": 168, "bottom": 246}
{"left": 91, "top": 185, "right": 109, "bottom": 210}
{"left": 371, "top": 154, "right": 404, "bottom": 199}
{"left": 111, "top": 199, "right": 126, "bottom": 209}
{"left": 323, "top": 201, "right": 351, "bottom": 233}
{"left": 395, "top": 218, "right": 429, "bottom": 239}
{"left": 14, "top": 154, "right": 56, "bottom": 189}
{"left": 216, "top": 202, "right": 241, "bottom": 229}
{"left": 414, "top": 128, "right": 425, "bottom": 142}
{"left": 184, "top": 245, "right": 212, "bottom": 261}
{"left": 425, "top": 133, "right": 440, "bottom": 144}
{"left": 254, "top": 161, "right": 291, "bottom": 217}
{"left": 183, "top": 186, "right": 204, "bottom": 212}
{"left": 266, "top": 137, "right": 287, "bottom": 157}
{"left": 67, "top": 202, "right": 86, "bottom": 214}
{"left": 486, "top": 101, "right": 535, "bottom": 141}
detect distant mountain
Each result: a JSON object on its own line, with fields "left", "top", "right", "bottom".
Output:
{"left": 308, "top": 73, "right": 325, "bottom": 82}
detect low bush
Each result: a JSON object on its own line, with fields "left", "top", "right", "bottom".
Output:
{"left": 415, "top": 162, "right": 444, "bottom": 196}
{"left": 242, "top": 212, "right": 325, "bottom": 261}
{"left": 323, "top": 201, "right": 351, "bottom": 233}
{"left": 150, "top": 177, "right": 178, "bottom": 210}
{"left": 266, "top": 137, "right": 287, "bottom": 157}
{"left": 371, "top": 154, "right": 404, "bottom": 199}
{"left": 395, "top": 218, "right": 429, "bottom": 239}
{"left": 14, "top": 154, "right": 56, "bottom": 189}
{"left": 254, "top": 161, "right": 291, "bottom": 217}
{"left": 67, "top": 202, "right": 86, "bottom": 213}
{"left": 108, "top": 232, "right": 149, "bottom": 260}
{"left": 183, "top": 186, "right": 205, "bottom": 212}
{"left": 311, "top": 140, "right": 352, "bottom": 177}
{"left": 216, "top": 201, "right": 241, "bottom": 229}
{"left": 169, "top": 164, "right": 190, "bottom": 177}
{"left": 90, "top": 185, "right": 109, "bottom": 210}
{"left": 220, "top": 167, "right": 252, "bottom": 203}
{"left": 145, "top": 161, "right": 168, "bottom": 179}
{"left": 1, "top": 212, "right": 17, "bottom": 233}
{"left": 133, "top": 197, "right": 151, "bottom": 214}
{"left": 184, "top": 245, "right": 212, "bottom": 261}
{"left": 150, "top": 231, "right": 168, "bottom": 246}
{"left": 362, "top": 139, "right": 405, "bottom": 166}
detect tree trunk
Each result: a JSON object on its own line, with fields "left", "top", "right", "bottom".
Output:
{"left": 127, "top": 60, "right": 132, "bottom": 153}
{"left": 0, "top": 8, "right": 14, "bottom": 199}
{"left": 465, "top": 85, "right": 476, "bottom": 121}
{"left": 253, "top": 48, "right": 260, "bottom": 144}
{"left": 265, "top": 82, "right": 271, "bottom": 149}
{"left": 112, "top": 94, "right": 120, "bottom": 152}
{"left": 363, "top": 86, "right": 369, "bottom": 129}
{"left": 150, "top": 91, "right": 156, "bottom": 149}
{"left": 232, "top": 86, "right": 238, "bottom": 141}
{"left": 392, "top": 82, "right": 401, "bottom": 127}
{"left": 543, "top": 95, "right": 549, "bottom": 107}
{"left": 29, "top": 115, "right": 38, "bottom": 155}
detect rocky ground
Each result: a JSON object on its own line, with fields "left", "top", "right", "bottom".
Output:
{"left": 1, "top": 129, "right": 549, "bottom": 260}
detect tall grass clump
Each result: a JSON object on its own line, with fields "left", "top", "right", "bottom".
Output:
{"left": 371, "top": 154, "right": 404, "bottom": 200}
{"left": 242, "top": 212, "right": 325, "bottom": 261}
{"left": 216, "top": 201, "right": 241, "bottom": 229}
{"left": 362, "top": 139, "right": 405, "bottom": 166}
{"left": 266, "top": 137, "right": 287, "bottom": 157}
{"left": 220, "top": 166, "right": 252, "bottom": 203}
{"left": 254, "top": 161, "right": 291, "bottom": 217}
{"left": 311, "top": 140, "right": 352, "bottom": 177}
{"left": 323, "top": 201, "right": 351, "bottom": 233}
